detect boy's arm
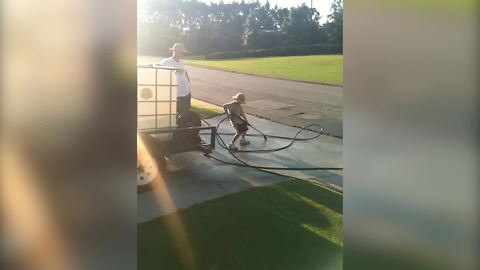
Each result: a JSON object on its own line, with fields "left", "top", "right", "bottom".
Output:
{"left": 241, "top": 110, "right": 249, "bottom": 124}
{"left": 222, "top": 104, "right": 231, "bottom": 117}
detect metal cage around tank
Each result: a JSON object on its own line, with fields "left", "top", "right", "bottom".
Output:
{"left": 137, "top": 64, "right": 216, "bottom": 154}
{"left": 137, "top": 64, "right": 178, "bottom": 136}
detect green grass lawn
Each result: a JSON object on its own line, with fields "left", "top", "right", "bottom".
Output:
{"left": 185, "top": 55, "right": 343, "bottom": 86}
{"left": 138, "top": 180, "right": 343, "bottom": 270}
{"left": 190, "top": 99, "right": 224, "bottom": 118}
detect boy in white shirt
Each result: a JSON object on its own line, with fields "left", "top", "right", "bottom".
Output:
{"left": 157, "top": 43, "right": 191, "bottom": 115}
{"left": 223, "top": 93, "right": 250, "bottom": 151}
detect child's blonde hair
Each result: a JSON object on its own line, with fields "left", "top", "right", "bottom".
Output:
{"left": 232, "top": 92, "right": 246, "bottom": 104}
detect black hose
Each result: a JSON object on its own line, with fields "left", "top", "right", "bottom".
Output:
{"left": 199, "top": 116, "right": 343, "bottom": 193}
{"left": 200, "top": 117, "right": 343, "bottom": 171}
{"left": 211, "top": 117, "right": 324, "bottom": 153}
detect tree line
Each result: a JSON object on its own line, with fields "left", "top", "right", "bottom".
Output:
{"left": 139, "top": 0, "right": 343, "bottom": 56}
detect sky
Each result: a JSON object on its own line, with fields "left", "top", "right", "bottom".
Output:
{"left": 205, "top": 0, "right": 334, "bottom": 23}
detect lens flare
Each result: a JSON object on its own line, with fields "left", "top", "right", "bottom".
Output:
{"left": 138, "top": 134, "right": 197, "bottom": 269}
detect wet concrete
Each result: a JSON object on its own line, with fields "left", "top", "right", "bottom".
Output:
{"left": 138, "top": 114, "right": 342, "bottom": 223}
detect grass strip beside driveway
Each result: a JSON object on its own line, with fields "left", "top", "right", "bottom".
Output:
{"left": 138, "top": 180, "right": 343, "bottom": 270}
{"left": 191, "top": 98, "right": 224, "bottom": 118}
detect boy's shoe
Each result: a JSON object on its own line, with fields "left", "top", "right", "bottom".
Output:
{"left": 228, "top": 144, "right": 238, "bottom": 151}
{"left": 239, "top": 138, "right": 250, "bottom": 145}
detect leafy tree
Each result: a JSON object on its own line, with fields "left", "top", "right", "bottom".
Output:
{"left": 242, "top": 10, "right": 261, "bottom": 49}
{"left": 325, "top": 0, "right": 343, "bottom": 44}
{"left": 257, "top": 1, "right": 275, "bottom": 30}
{"left": 282, "top": 4, "right": 321, "bottom": 46}
{"left": 137, "top": 0, "right": 342, "bottom": 55}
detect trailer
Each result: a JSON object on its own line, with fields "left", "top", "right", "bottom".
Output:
{"left": 137, "top": 65, "right": 216, "bottom": 189}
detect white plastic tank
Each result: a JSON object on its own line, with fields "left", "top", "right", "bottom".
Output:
{"left": 137, "top": 66, "right": 177, "bottom": 132}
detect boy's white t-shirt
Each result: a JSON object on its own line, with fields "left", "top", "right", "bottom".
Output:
{"left": 158, "top": 57, "right": 191, "bottom": 97}
{"left": 223, "top": 101, "right": 244, "bottom": 125}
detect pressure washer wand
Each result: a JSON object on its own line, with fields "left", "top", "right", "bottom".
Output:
{"left": 245, "top": 121, "right": 267, "bottom": 140}
{"left": 229, "top": 113, "right": 267, "bottom": 140}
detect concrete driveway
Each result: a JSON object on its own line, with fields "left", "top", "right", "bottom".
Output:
{"left": 187, "top": 65, "right": 343, "bottom": 137}
{"left": 138, "top": 114, "right": 342, "bottom": 223}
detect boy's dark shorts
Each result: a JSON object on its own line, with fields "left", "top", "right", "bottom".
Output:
{"left": 234, "top": 123, "right": 249, "bottom": 133}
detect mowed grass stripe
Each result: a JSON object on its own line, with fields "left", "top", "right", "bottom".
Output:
{"left": 185, "top": 55, "right": 343, "bottom": 86}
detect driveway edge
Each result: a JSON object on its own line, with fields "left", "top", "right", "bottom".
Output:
{"left": 194, "top": 97, "right": 343, "bottom": 139}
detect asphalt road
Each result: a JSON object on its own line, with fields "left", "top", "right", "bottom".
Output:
{"left": 187, "top": 65, "right": 343, "bottom": 137}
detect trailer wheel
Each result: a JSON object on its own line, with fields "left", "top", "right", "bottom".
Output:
{"left": 137, "top": 134, "right": 167, "bottom": 192}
